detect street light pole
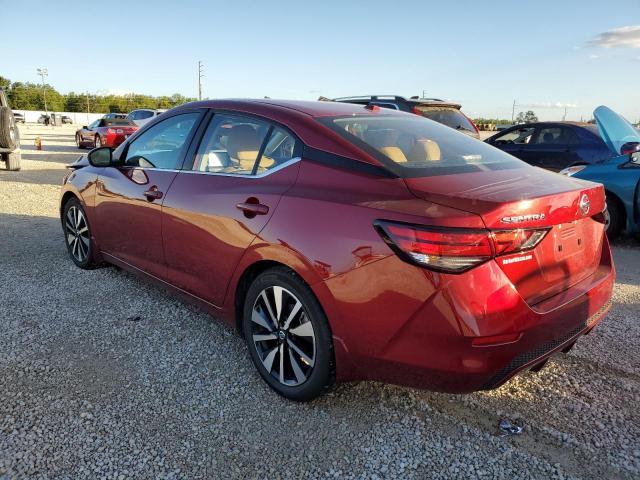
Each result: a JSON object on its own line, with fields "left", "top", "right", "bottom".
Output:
{"left": 37, "top": 68, "right": 48, "bottom": 115}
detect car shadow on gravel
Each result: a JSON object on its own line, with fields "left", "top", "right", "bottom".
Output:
{"left": 0, "top": 213, "right": 62, "bottom": 257}
{"left": 0, "top": 168, "right": 69, "bottom": 186}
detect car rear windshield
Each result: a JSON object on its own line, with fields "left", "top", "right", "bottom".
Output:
{"left": 103, "top": 119, "right": 136, "bottom": 126}
{"left": 413, "top": 106, "right": 476, "bottom": 134}
{"left": 319, "top": 115, "right": 525, "bottom": 177}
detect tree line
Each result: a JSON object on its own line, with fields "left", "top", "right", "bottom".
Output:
{"left": 0, "top": 75, "right": 196, "bottom": 113}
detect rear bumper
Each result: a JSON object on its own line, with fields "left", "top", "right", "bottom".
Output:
{"left": 322, "top": 234, "right": 615, "bottom": 393}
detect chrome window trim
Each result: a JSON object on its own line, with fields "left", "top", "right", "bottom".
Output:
{"left": 180, "top": 156, "right": 301, "bottom": 178}
{"left": 119, "top": 166, "right": 182, "bottom": 173}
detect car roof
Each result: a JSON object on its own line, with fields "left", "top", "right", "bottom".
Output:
{"left": 175, "top": 99, "right": 407, "bottom": 118}
{"left": 333, "top": 95, "right": 462, "bottom": 109}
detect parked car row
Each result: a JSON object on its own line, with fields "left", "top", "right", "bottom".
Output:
{"left": 60, "top": 98, "right": 622, "bottom": 401}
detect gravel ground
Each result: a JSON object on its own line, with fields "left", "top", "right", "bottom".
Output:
{"left": 1, "top": 124, "right": 639, "bottom": 479}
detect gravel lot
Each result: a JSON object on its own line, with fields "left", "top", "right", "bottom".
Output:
{"left": 1, "top": 124, "right": 639, "bottom": 479}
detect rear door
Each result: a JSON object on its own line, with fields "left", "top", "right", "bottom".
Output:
{"left": 94, "top": 111, "right": 203, "bottom": 278}
{"left": 162, "top": 112, "right": 302, "bottom": 306}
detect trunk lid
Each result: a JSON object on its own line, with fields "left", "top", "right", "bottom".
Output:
{"left": 404, "top": 166, "right": 607, "bottom": 304}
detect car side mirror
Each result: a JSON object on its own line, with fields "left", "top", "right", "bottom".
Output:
{"left": 82, "top": 125, "right": 88, "bottom": 130}
{"left": 620, "top": 141, "right": 640, "bottom": 156}
{"left": 88, "top": 146, "right": 113, "bottom": 167}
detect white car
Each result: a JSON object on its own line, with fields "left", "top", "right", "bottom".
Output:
{"left": 126, "top": 109, "right": 167, "bottom": 127}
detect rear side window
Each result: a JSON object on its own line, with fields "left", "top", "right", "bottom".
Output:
{"left": 137, "top": 111, "right": 154, "bottom": 120}
{"left": 532, "top": 126, "right": 579, "bottom": 145}
{"left": 193, "top": 114, "right": 270, "bottom": 175}
{"left": 193, "top": 116, "right": 300, "bottom": 176}
{"left": 319, "top": 115, "right": 525, "bottom": 177}
{"left": 414, "top": 106, "right": 475, "bottom": 134}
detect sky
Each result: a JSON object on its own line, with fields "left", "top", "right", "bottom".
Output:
{"left": 2, "top": 0, "right": 639, "bottom": 121}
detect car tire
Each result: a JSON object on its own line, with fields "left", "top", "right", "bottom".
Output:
{"left": 3, "top": 149, "right": 21, "bottom": 171}
{"left": 0, "top": 106, "right": 18, "bottom": 150}
{"left": 62, "top": 197, "right": 100, "bottom": 269}
{"left": 242, "top": 267, "right": 335, "bottom": 401}
{"left": 605, "top": 193, "right": 625, "bottom": 241}
{"left": 76, "top": 134, "right": 84, "bottom": 149}
{"left": 95, "top": 135, "right": 102, "bottom": 148}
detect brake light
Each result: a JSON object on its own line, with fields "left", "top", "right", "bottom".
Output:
{"left": 375, "top": 221, "right": 549, "bottom": 273}
{"left": 412, "top": 107, "right": 423, "bottom": 116}
{"left": 491, "top": 229, "right": 548, "bottom": 255}
{"left": 463, "top": 113, "right": 480, "bottom": 135}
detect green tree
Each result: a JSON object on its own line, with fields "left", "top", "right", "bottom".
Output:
{"left": 515, "top": 110, "right": 538, "bottom": 124}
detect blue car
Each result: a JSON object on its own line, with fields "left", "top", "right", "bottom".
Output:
{"left": 485, "top": 121, "right": 614, "bottom": 171}
{"left": 560, "top": 106, "right": 640, "bottom": 239}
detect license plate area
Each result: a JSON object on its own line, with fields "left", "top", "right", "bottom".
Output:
{"left": 553, "top": 221, "right": 584, "bottom": 261}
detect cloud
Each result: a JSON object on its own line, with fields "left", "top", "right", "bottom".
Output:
{"left": 589, "top": 54, "right": 599, "bottom": 59}
{"left": 588, "top": 25, "right": 640, "bottom": 48}
{"left": 95, "top": 88, "right": 135, "bottom": 96}
{"left": 518, "top": 102, "right": 578, "bottom": 109}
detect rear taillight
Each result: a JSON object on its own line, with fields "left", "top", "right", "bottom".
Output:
{"left": 462, "top": 113, "right": 480, "bottom": 135}
{"left": 375, "top": 221, "right": 549, "bottom": 273}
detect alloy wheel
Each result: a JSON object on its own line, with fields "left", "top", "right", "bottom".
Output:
{"left": 65, "top": 206, "right": 90, "bottom": 263}
{"left": 250, "top": 286, "right": 316, "bottom": 386}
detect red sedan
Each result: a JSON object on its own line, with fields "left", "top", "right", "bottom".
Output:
{"left": 75, "top": 118, "right": 138, "bottom": 149}
{"left": 60, "top": 100, "right": 614, "bottom": 401}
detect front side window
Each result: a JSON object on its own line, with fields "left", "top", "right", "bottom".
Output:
{"left": 124, "top": 112, "right": 199, "bottom": 169}
{"left": 137, "top": 110, "right": 154, "bottom": 120}
{"left": 319, "top": 114, "right": 526, "bottom": 177}
{"left": 493, "top": 127, "right": 535, "bottom": 145}
{"left": 88, "top": 120, "right": 100, "bottom": 130}
{"left": 192, "top": 114, "right": 270, "bottom": 175}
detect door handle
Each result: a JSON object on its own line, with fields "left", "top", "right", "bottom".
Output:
{"left": 236, "top": 197, "right": 269, "bottom": 217}
{"left": 144, "top": 187, "right": 163, "bottom": 201}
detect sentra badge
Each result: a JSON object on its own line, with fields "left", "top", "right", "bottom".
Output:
{"left": 501, "top": 213, "right": 546, "bottom": 224}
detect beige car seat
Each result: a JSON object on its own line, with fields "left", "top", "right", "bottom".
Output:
{"left": 408, "top": 139, "right": 441, "bottom": 162}
{"left": 226, "top": 125, "right": 274, "bottom": 171}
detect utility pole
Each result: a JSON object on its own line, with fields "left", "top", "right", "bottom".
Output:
{"left": 422, "top": 89, "right": 427, "bottom": 99}
{"left": 198, "top": 61, "right": 204, "bottom": 101}
{"left": 37, "top": 68, "right": 48, "bottom": 114}
{"left": 511, "top": 99, "right": 516, "bottom": 124}
{"left": 562, "top": 105, "right": 567, "bottom": 121}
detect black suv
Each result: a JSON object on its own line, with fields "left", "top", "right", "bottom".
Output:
{"left": 0, "top": 88, "right": 21, "bottom": 170}
{"left": 329, "top": 95, "right": 480, "bottom": 139}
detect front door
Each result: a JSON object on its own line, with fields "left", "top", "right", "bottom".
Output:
{"left": 524, "top": 125, "right": 580, "bottom": 171}
{"left": 162, "top": 113, "right": 302, "bottom": 306}
{"left": 94, "top": 111, "right": 202, "bottom": 278}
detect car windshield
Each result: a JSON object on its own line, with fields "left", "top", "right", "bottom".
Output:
{"left": 413, "top": 106, "right": 476, "bottom": 133}
{"left": 319, "top": 114, "right": 525, "bottom": 177}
